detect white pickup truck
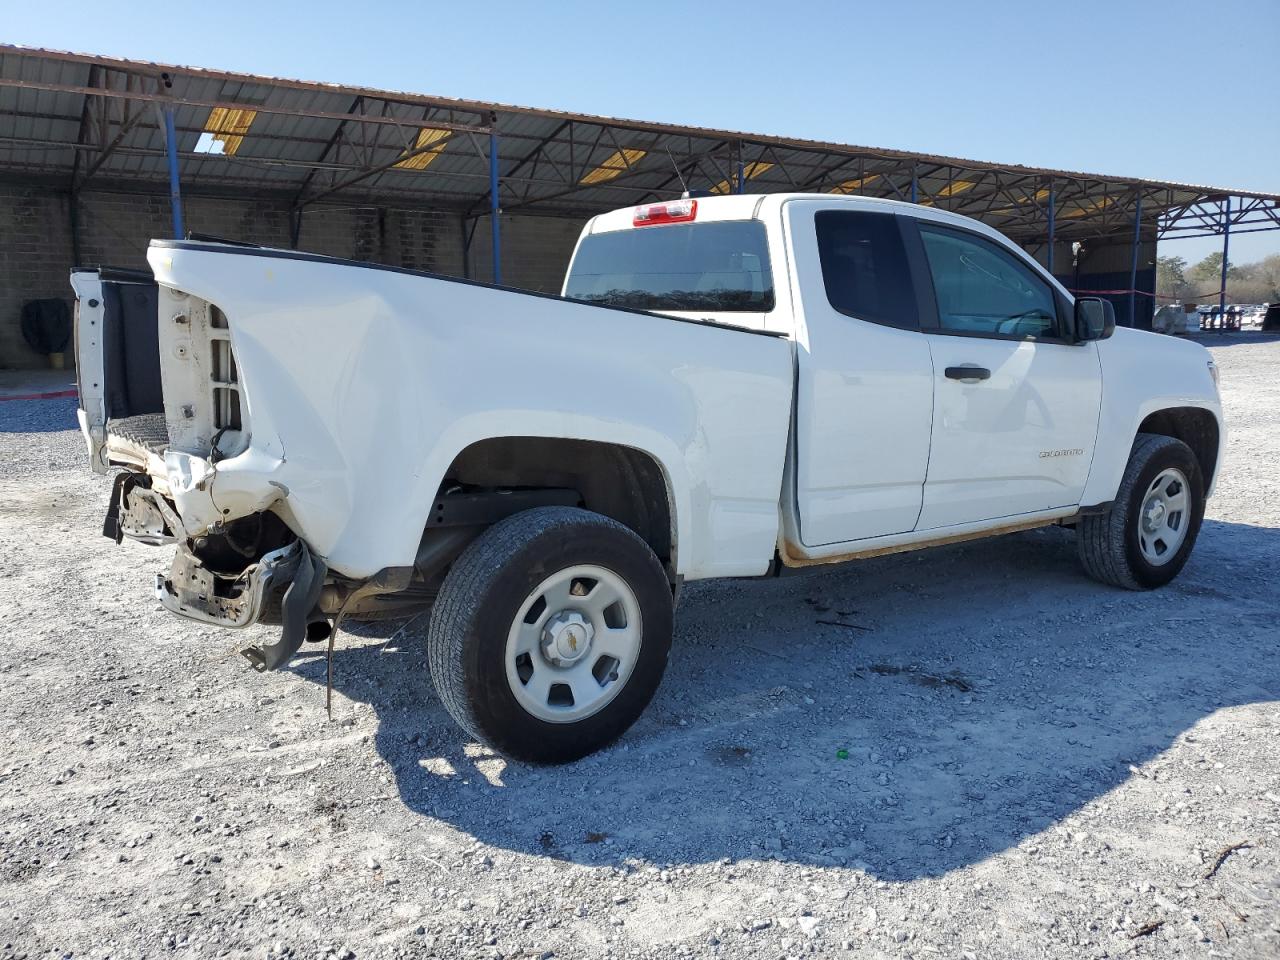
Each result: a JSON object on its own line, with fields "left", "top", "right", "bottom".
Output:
{"left": 70, "top": 193, "right": 1223, "bottom": 763}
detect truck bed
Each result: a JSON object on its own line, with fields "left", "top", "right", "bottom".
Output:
{"left": 107, "top": 412, "right": 169, "bottom": 454}
{"left": 133, "top": 238, "right": 797, "bottom": 580}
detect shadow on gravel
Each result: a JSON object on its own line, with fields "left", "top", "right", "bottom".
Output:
{"left": 1191, "top": 332, "right": 1280, "bottom": 348}
{"left": 289, "top": 519, "right": 1280, "bottom": 881}
{"left": 0, "top": 396, "right": 79, "bottom": 433}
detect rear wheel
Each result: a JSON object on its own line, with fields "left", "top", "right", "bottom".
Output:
{"left": 427, "top": 506, "right": 673, "bottom": 764}
{"left": 1077, "top": 433, "right": 1205, "bottom": 589}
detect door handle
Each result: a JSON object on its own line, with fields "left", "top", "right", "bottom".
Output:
{"left": 944, "top": 365, "right": 991, "bottom": 382}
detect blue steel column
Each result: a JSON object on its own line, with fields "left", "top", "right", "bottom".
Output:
{"left": 1128, "top": 193, "right": 1143, "bottom": 328}
{"left": 910, "top": 167, "right": 918, "bottom": 204}
{"left": 163, "top": 106, "right": 185, "bottom": 238}
{"left": 1218, "top": 197, "right": 1231, "bottom": 321}
{"left": 1046, "top": 183, "right": 1056, "bottom": 276}
{"left": 737, "top": 158, "right": 745, "bottom": 195}
{"left": 489, "top": 122, "right": 502, "bottom": 285}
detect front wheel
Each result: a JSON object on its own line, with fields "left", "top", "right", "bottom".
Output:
{"left": 427, "top": 507, "right": 673, "bottom": 764}
{"left": 1077, "top": 433, "right": 1206, "bottom": 589}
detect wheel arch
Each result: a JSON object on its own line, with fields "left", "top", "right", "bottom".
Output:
{"left": 1134, "top": 406, "right": 1221, "bottom": 491}
{"left": 436, "top": 435, "right": 682, "bottom": 578}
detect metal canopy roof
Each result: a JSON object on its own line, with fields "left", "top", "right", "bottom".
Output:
{"left": 1, "top": 44, "right": 1277, "bottom": 244}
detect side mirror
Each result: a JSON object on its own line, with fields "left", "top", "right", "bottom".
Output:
{"left": 1075, "top": 297, "right": 1115, "bottom": 342}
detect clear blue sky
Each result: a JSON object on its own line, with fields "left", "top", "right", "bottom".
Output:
{"left": 8, "top": 0, "right": 1279, "bottom": 265}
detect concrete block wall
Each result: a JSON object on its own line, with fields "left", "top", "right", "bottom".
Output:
{"left": 294, "top": 204, "right": 464, "bottom": 274}
{"left": 0, "top": 184, "right": 76, "bottom": 368}
{"left": 3, "top": 178, "right": 1166, "bottom": 366}
{"left": 1, "top": 182, "right": 582, "bottom": 368}
{"left": 469, "top": 213, "right": 588, "bottom": 292}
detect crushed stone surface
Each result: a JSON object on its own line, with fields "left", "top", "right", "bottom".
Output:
{"left": 1, "top": 334, "right": 1277, "bottom": 959}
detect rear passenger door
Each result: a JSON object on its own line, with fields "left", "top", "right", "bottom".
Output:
{"left": 786, "top": 201, "right": 935, "bottom": 545}
{"left": 904, "top": 219, "right": 1102, "bottom": 529}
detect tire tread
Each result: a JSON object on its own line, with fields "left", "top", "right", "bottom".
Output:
{"left": 427, "top": 506, "right": 669, "bottom": 760}
{"left": 1077, "top": 433, "right": 1197, "bottom": 590}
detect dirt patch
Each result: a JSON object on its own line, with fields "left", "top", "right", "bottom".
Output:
{"left": 865, "top": 663, "right": 975, "bottom": 693}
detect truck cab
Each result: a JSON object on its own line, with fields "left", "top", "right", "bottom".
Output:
{"left": 564, "top": 194, "right": 1221, "bottom": 563}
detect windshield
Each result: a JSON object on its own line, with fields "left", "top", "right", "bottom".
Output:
{"left": 564, "top": 220, "right": 774, "bottom": 312}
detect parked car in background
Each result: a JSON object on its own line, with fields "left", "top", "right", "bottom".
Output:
{"left": 69, "top": 194, "right": 1224, "bottom": 763}
{"left": 1200, "top": 305, "right": 1241, "bottom": 331}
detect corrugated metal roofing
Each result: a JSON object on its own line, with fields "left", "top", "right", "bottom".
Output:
{"left": 1, "top": 44, "right": 1276, "bottom": 241}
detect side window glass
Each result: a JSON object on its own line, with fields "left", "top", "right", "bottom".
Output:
{"left": 815, "top": 211, "right": 918, "bottom": 330}
{"left": 919, "top": 226, "right": 1058, "bottom": 338}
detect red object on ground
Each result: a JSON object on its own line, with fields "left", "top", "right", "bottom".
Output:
{"left": 0, "top": 388, "right": 78, "bottom": 402}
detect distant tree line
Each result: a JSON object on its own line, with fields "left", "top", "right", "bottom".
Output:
{"left": 1156, "top": 252, "right": 1280, "bottom": 304}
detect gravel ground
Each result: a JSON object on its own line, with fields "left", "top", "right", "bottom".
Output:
{"left": 2, "top": 334, "right": 1277, "bottom": 960}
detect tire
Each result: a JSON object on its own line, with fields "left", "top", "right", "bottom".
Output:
{"left": 427, "top": 506, "right": 673, "bottom": 764}
{"left": 1077, "top": 433, "right": 1205, "bottom": 590}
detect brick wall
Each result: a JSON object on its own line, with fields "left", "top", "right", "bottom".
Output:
{"left": 0, "top": 182, "right": 583, "bottom": 369}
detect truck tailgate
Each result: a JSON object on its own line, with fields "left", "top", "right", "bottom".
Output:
{"left": 71, "top": 267, "right": 167, "bottom": 471}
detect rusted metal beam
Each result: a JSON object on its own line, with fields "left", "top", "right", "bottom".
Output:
{"left": 0, "top": 133, "right": 696, "bottom": 204}
{"left": 627, "top": 139, "right": 734, "bottom": 207}
{"left": 0, "top": 135, "right": 358, "bottom": 171}
{"left": 68, "top": 65, "right": 99, "bottom": 188}
{"left": 291, "top": 95, "right": 364, "bottom": 208}
{"left": 76, "top": 94, "right": 151, "bottom": 188}
{"left": 0, "top": 76, "right": 491, "bottom": 133}
{"left": 5, "top": 44, "right": 1279, "bottom": 211}
{"left": 296, "top": 130, "right": 462, "bottom": 206}
{"left": 1, "top": 105, "right": 375, "bottom": 152}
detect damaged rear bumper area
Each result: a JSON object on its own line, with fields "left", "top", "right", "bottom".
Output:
{"left": 156, "top": 539, "right": 327, "bottom": 673}
{"left": 105, "top": 470, "right": 327, "bottom": 673}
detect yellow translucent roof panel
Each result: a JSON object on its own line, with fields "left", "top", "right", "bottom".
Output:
{"left": 199, "top": 107, "right": 257, "bottom": 156}
{"left": 395, "top": 128, "right": 452, "bottom": 171}
{"left": 711, "top": 161, "right": 774, "bottom": 195}
{"left": 829, "top": 174, "right": 881, "bottom": 195}
{"left": 938, "top": 179, "right": 975, "bottom": 198}
{"left": 916, "top": 179, "right": 976, "bottom": 207}
{"left": 580, "top": 148, "right": 647, "bottom": 185}
{"left": 1062, "top": 195, "right": 1117, "bottom": 219}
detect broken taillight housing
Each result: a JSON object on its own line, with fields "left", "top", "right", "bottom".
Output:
{"left": 633, "top": 199, "right": 697, "bottom": 227}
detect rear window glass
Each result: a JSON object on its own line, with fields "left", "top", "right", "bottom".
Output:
{"left": 815, "top": 210, "right": 917, "bottom": 330}
{"left": 564, "top": 221, "right": 774, "bottom": 312}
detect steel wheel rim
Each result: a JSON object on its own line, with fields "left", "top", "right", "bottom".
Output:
{"left": 504, "top": 564, "right": 643, "bottom": 723}
{"left": 1137, "top": 466, "right": 1190, "bottom": 566}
